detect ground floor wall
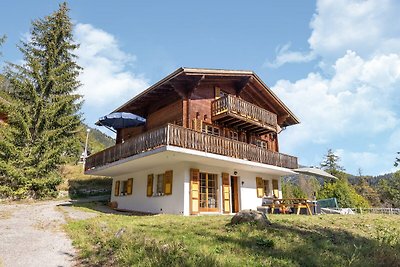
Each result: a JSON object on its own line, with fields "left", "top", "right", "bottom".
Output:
{"left": 111, "top": 163, "right": 186, "bottom": 214}
{"left": 110, "top": 161, "right": 282, "bottom": 216}
{"left": 185, "top": 162, "right": 282, "bottom": 214}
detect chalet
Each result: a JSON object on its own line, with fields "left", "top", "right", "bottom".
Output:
{"left": 85, "top": 68, "right": 300, "bottom": 215}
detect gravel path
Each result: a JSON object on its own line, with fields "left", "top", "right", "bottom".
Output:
{"left": 0, "top": 200, "right": 96, "bottom": 267}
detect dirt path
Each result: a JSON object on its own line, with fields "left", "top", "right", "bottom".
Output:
{"left": 0, "top": 200, "right": 96, "bottom": 267}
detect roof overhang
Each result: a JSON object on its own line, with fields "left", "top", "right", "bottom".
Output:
{"left": 107, "top": 67, "right": 299, "bottom": 127}
{"left": 294, "top": 167, "right": 338, "bottom": 180}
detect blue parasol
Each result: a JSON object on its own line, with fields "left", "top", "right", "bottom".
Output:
{"left": 97, "top": 112, "right": 146, "bottom": 130}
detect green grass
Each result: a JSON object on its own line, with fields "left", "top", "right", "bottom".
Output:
{"left": 66, "top": 207, "right": 400, "bottom": 267}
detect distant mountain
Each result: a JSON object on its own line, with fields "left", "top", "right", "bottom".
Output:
{"left": 77, "top": 123, "right": 115, "bottom": 156}
{"left": 347, "top": 173, "right": 394, "bottom": 187}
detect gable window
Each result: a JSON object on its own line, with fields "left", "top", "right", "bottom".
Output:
{"left": 215, "top": 86, "right": 229, "bottom": 99}
{"left": 202, "top": 124, "right": 220, "bottom": 136}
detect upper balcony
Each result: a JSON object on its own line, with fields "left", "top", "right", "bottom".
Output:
{"left": 85, "top": 124, "right": 298, "bottom": 172}
{"left": 211, "top": 95, "right": 278, "bottom": 134}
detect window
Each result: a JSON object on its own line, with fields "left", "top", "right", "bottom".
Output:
{"left": 228, "top": 130, "right": 238, "bottom": 141}
{"left": 121, "top": 180, "right": 128, "bottom": 195}
{"left": 256, "top": 139, "right": 268, "bottom": 149}
{"left": 263, "top": 180, "right": 271, "bottom": 197}
{"left": 256, "top": 177, "right": 272, "bottom": 198}
{"left": 148, "top": 171, "right": 173, "bottom": 197}
{"left": 199, "top": 172, "right": 219, "bottom": 211}
{"left": 202, "top": 124, "right": 220, "bottom": 136}
{"left": 156, "top": 174, "right": 165, "bottom": 195}
{"left": 114, "top": 178, "right": 133, "bottom": 196}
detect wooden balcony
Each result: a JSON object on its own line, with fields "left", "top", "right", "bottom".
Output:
{"left": 85, "top": 124, "right": 298, "bottom": 172}
{"left": 211, "top": 95, "right": 278, "bottom": 134}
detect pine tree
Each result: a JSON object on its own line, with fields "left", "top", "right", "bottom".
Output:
{"left": 0, "top": 3, "right": 82, "bottom": 198}
{"left": 320, "top": 149, "right": 345, "bottom": 176}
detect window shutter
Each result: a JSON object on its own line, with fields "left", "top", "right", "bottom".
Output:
{"left": 192, "top": 118, "right": 202, "bottom": 132}
{"left": 256, "top": 177, "right": 264, "bottom": 198}
{"left": 190, "top": 168, "right": 200, "bottom": 215}
{"left": 272, "top": 179, "right": 279, "bottom": 198}
{"left": 114, "top": 181, "right": 120, "bottom": 196}
{"left": 164, "top": 170, "right": 173, "bottom": 195}
{"left": 215, "top": 86, "right": 221, "bottom": 99}
{"left": 127, "top": 178, "right": 133, "bottom": 195}
{"left": 147, "top": 174, "right": 154, "bottom": 197}
{"left": 222, "top": 172, "right": 230, "bottom": 213}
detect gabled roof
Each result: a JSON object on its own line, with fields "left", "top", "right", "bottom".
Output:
{"left": 112, "top": 67, "right": 299, "bottom": 127}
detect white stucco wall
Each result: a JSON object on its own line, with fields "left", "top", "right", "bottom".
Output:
{"left": 181, "top": 162, "right": 281, "bottom": 213}
{"left": 111, "top": 163, "right": 187, "bottom": 215}
{"left": 110, "top": 160, "right": 282, "bottom": 215}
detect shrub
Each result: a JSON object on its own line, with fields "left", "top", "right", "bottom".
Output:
{"left": 318, "top": 172, "right": 370, "bottom": 208}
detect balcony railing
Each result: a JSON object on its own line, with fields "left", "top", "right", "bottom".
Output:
{"left": 211, "top": 95, "right": 278, "bottom": 132}
{"left": 85, "top": 124, "right": 298, "bottom": 172}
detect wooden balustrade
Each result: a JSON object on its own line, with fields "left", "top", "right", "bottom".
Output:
{"left": 85, "top": 124, "right": 298, "bottom": 171}
{"left": 211, "top": 95, "right": 277, "bottom": 131}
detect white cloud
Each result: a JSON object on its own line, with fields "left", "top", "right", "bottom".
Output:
{"left": 309, "top": 0, "right": 400, "bottom": 60}
{"left": 74, "top": 23, "right": 149, "bottom": 125}
{"left": 275, "top": 51, "right": 400, "bottom": 152}
{"left": 273, "top": 0, "right": 400, "bottom": 175}
{"left": 267, "top": 0, "right": 400, "bottom": 67}
{"left": 264, "top": 43, "right": 316, "bottom": 68}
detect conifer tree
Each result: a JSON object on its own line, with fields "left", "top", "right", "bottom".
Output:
{"left": 320, "top": 149, "right": 345, "bottom": 176}
{"left": 0, "top": 3, "right": 82, "bottom": 198}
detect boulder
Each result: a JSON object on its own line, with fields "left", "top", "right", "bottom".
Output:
{"left": 230, "top": 209, "right": 272, "bottom": 228}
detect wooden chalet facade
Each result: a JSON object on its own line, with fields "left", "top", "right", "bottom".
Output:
{"left": 85, "top": 68, "right": 300, "bottom": 215}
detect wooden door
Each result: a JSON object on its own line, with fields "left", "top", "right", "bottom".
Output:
{"left": 222, "top": 173, "right": 230, "bottom": 213}
{"left": 190, "top": 169, "right": 200, "bottom": 215}
{"left": 231, "top": 176, "right": 239, "bottom": 213}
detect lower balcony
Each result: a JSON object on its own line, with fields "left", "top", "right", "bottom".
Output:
{"left": 85, "top": 124, "right": 298, "bottom": 172}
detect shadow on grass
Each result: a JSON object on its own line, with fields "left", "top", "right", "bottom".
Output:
{"left": 217, "top": 222, "right": 400, "bottom": 267}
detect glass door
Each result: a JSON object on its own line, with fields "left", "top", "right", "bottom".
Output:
{"left": 199, "top": 173, "right": 219, "bottom": 212}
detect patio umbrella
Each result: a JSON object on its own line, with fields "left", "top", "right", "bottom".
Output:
{"left": 293, "top": 167, "right": 337, "bottom": 180}
{"left": 97, "top": 112, "right": 146, "bottom": 131}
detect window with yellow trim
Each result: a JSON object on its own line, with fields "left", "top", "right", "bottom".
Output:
{"left": 156, "top": 173, "right": 165, "bottom": 196}
{"left": 115, "top": 178, "right": 133, "bottom": 196}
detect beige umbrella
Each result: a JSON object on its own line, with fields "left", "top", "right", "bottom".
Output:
{"left": 293, "top": 167, "right": 337, "bottom": 180}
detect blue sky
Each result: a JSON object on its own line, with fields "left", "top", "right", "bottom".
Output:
{"left": 1, "top": 0, "right": 399, "bottom": 176}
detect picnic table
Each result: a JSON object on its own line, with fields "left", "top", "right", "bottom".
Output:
{"left": 261, "top": 198, "right": 314, "bottom": 215}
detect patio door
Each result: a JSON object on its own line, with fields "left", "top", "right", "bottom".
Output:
{"left": 199, "top": 172, "right": 219, "bottom": 212}
{"left": 230, "top": 176, "right": 239, "bottom": 213}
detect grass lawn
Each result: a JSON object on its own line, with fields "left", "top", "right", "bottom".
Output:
{"left": 66, "top": 205, "right": 400, "bottom": 267}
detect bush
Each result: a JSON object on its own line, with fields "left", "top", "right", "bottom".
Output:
{"left": 30, "top": 174, "right": 62, "bottom": 199}
{"left": 318, "top": 172, "right": 370, "bottom": 208}
{"left": 282, "top": 181, "right": 307, "bottom": 198}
